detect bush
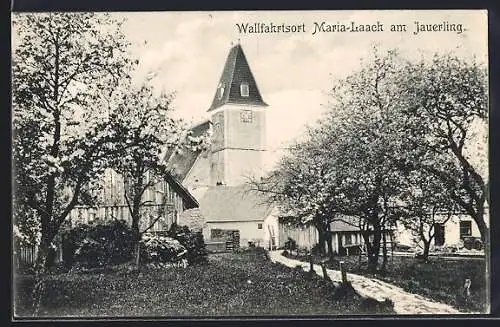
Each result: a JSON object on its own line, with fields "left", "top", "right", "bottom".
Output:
{"left": 360, "top": 297, "right": 395, "bottom": 314}
{"left": 403, "top": 279, "right": 421, "bottom": 293}
{"left": 311, "top": 243, "right": 324, "bottom": 256}
{"left": 140, "top": 233, "right": 187, "bottom": 264}
{"left": 61, "top": 219, "right": 135, "bottom": 268}
{"left": 167, "top": 223, "right": 208, "bottom": 265}
{"left": 284, "top": 237, "right": 297, "bottom": 251}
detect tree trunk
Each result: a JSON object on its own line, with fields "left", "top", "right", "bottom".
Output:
{"left": 317, "top": 231, "right": 326, "bottom": 255}
{"left": 421, "top": 240, "right": 430, "bottom": 261}
{"left": 315, "top": 222, "right": 328, "bottom": 257}
{"left": 325, "top": 223, "right": 334, "bottom": 261}
{"left": 361, "top": 231, "right": 371, "bottom": 269}
{"left": 475, "top": 215, "right": 489, "bottom": 248}
{"left": 368, "top": 228, "right": 381, "bottom": 273}
{"left": 134, "top": 242, "right": 141, "bottom": 268}
{"left": 131, "top": 212, "right": 141, "bottom": 268}
{"left": 382, "top": 229, "right": 388, "bottom": 271}
{"left": 31, "top": 233, "right": 53, "bottom": 315}
{"left": 473, "top": 207, "right": 490, "bottom": 312}
{"left": 389, "top": 228, "right": 394, "bottom": 268}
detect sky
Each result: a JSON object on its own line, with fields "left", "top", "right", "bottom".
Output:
{"left": 118, "top": 10, "right": 487, "bottom": 168}
{"left": 13, "top": 10, "right": 489, "bottom": 171}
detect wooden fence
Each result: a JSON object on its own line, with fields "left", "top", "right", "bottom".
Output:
{"left": 15, "top": 244, "right": 37, "bottom": 267}
{"left": 15, "top": 204, "right": 178, "bottom": 268}
{"left": 278, "top": 223, "right": 319, "bottom": 250}
{"left": 69, "top": 203, "right": 176, "bottom": 232}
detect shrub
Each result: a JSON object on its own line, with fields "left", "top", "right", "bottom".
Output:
{"left": 61, "top": 219, "right": 135, "bottom": 268}
{"left": 311, "top": 243, "right": 324, "bottom": 256}
{"left": 360, "top": 297, "right": 395, "bottom": 314}
{"left": 167, "top": 223, "right": 208, "bottom": 265}
{"left": 284, "top": 237, "right": 297, "bottom": 251}
{"left": 403, "top": 279, "right": 421, "bottom": 293}
{"left": 139, "top": 233, "right": 187, "bottom": 264}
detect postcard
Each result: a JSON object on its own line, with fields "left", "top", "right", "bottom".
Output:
{"left": 11, "top": 10, "right": 489, "bottom": 318}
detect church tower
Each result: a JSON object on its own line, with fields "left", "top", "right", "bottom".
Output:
{"left": 208, "top": 43, "right": 268, "bottom": 186}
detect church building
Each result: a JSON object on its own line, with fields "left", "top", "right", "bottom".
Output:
{"left": 167, "top": 43, "right": 279, "bottom": 250}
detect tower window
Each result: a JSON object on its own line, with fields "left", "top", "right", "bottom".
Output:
{"left": 240, "top": 82, "right": 249, "bottom": 97}
{"left": 218, "top": 82, "right": 225, "bottom": 100}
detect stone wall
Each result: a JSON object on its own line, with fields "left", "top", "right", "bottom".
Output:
{"left": 178, "top": 208, "right": 206, "bottom": 233}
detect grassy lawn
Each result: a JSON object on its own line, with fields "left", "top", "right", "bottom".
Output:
{"left": 284, "top": 251, "right": 486, "bottom": 313}
{"left": 14, "top": 248, "right": 395, "bottom": 317}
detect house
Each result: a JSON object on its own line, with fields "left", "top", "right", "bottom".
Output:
{"left": 197, "top": 185, "right": 277, "bottom": 249}
{"left": 69, "top": 168, "right": 199, "bottom": 232}
{"left": 395, "top": 210, "right": 488, "bottom": 251}
{"left": 278, "top": 209, "right": 488, "bottom": 256}
{"left": 278, "top": 215, "right": 396, "bottom": 255}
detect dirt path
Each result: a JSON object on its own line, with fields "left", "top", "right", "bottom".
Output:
{"left": 268, "top": 251, "right": 473, "bottom": 315}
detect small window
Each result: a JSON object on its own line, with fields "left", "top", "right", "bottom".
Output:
{"left": 218, "top": 83, "right": 225, "bottom": 100}
{"left": 240, "top": 82, "right": 249, "bottom": 97}
{"left": 257, "top": 223, "right": 263, "bottom": 230}
{"left": 460, "top": 221, "right": 472, "bottom": 237}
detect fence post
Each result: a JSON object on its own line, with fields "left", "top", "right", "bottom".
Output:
{"left": 309, "top": 254, "right": 314, "bottom": 275}
{"left": 463, "top": 278, "right": 471, "bottom": 302}
{"left": 320, "top": 262, "right": 331, "bottom": 282}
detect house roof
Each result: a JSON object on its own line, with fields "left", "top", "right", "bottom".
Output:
{"left": 277, "top": 214, "right": 388, "bottom": 232}
{"left": 198, "top": 185, "right": 274, "bottom": 222}
{"left": 330, "top": 216, "right": 362, "bottom": 232}
{"left": 163, "top": 120, "right": 211, "bottom": 182}
{"left": 165, "top": 172, "right": 199, "bottom": 209}
{"left": 208, "top": 44, "right": 268, "bottom": 111}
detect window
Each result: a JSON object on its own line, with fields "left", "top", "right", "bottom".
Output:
{"left": 346, "top": 233, "right": 353, "bottom": 245}
{"left": 460, "top": 221, "right": 472, "bottom": 237}
{"left": 257, "top": 223, "right": 263, "bottom": 230}
{"left": 218, "top": 82, "right": 225, "bottom": 100}
{"left": 434, "top": 223, "right": 445, "bottom": 246}
{"left": 240, "top": 82, "right": 249, "bottom": 97}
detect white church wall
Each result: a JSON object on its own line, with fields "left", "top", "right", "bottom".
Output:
{"left": 203, "top": 220, "right": 266, "bottom": 248}
{"left": 183, "top": 151, "right": 211, "bottom": 189}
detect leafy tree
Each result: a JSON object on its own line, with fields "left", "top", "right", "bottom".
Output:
{"left": 110, "top": 77, "right": 210, "bottom": 267}
{"left": 403, "top": 54, "right": 488, "bottom": 247}
{"left": 400, "top": 54, "right": 489, "bottom": 307}
{"left": 12, "top": 13, "right": 136, "bottom": 313}
{"left": 399, "top": 170, "right": 457, "bottom": 261}
{"left": 321, "top": 48, "right": 410, "bottom": 271}
{"left": 269, "top": 140, "right": 342, "bottom": 258}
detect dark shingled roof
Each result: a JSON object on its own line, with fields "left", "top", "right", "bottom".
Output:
{"left": 198, "top": 185, "right": 274, "bottom": 222}
{"left": 164, "top": 120, "right": 211, "bottom": 182}
{"left": 208, "top": 44, "right": 268, "bottom": 111}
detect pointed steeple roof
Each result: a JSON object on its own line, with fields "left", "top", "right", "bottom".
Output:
{"left": 208, "top": 43, "right": 268, "bottom": 112}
